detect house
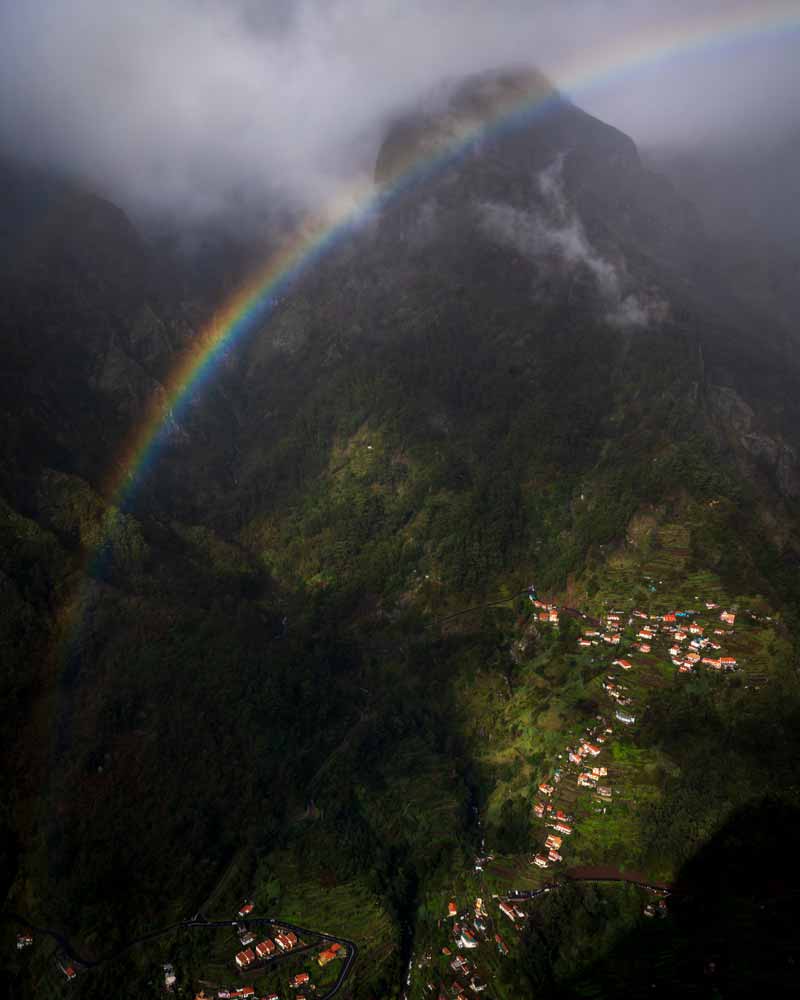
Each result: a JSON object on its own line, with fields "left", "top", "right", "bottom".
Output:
{"left": 448, "top": 900, "right": 458, "bottom": 918}
{"left": 474, "top": 915, "right": 488, "bottom": 933}
{"left": 239, "top": 930, "right": 256, "bottom": 946}
{"left": 533, "top": 801, "right": 545, "bottom": 818}
{"left": 275, "top": 933, "right": 296, "bottom": 952}
{"left": 235, "top": 949, "right": 255, "bottom": 969}
{"left": 16, "top": 934, "right": 33, "bottom": 949}
{"left": 720, "top": 656, "right": 737, "bottom": 668}
{"left": 59, "top": 962, "right": 77, "bottom": 981}
{"left": 596, "top": 785, "right": 612, "bottom": 800}
{"left": 636, "top": 642, "right": 651, "bottom": 653}
{"left": 499, "top": 900, "right": 517, "bottom": 920}
{"left": 613, "top": 659, "right": 633, "bottom": 670}
{"left": 495, "top": 934, "right": 510, "bottom": 956}
{"left": 470, "top": 976, "right": 487, "bottom": 993}
{"left": 538, "top": 782, "right": 554, "bottom": 797}
{"left": 663, "top": 613, "right": 677, "bottom": 624}
{"left": 256, "top": 939, "right": 275, "bottom": 959}
{"left": 533, "top": 853, "right": 550, "bottom": 868}
{"left": 549, "top": 609, "right": 559, "bottom": 623}
{"left": 616, "top": 710, "right": 635, "bottom": 724}
{"left": 458, "top": 928, "right": 479, "bottom": 950}
{"left": 568, "top": 751, "right": 583, "bottom": 764}
{"left": 577, "top": 773, "right": 597, "bottom": 788}
{"left": 582, "top": 743, "right": 602, "bottom": 756}
{"left": 451, "top": 956, "right": 469, "bottom": 973}
{"left": 603, "top": 634, "right": 621, "bottom": 645}
{"left": 706, "top": 602, "right": 719, "bottom": 609}
{"left": 264, "top": 995, "right": 280, "bottom": 1000}
{"left": 701, "top": 657, "right": 722, "bottom": 669}
{"left": 721, "top": 611, "right": 736, "bottom": 625}
{"left": 591, "top": 766, "right": 608, "bottom": 777}
{"left": 669, "top": 645, "right": 681, "bottom": 658}
{"left": 230, "top": 989, "right": 255, "bottom": 999}
{"left": 578, "top": 639, "right": 592, "bottom": 648}
{"left": 678, "top": 663, "right": 693, "bottom": 673}
{"left": 689, "top": 624, "right": 704, "bottom": 635}
{"left": 545, "top": 834, "right": 562, "bottom": 850}
{"left": 553, "top": 809, "right": 571, "bottom": 822}
{"left": 292, "top": 973, "right": 310, "bottom": 988}
{"left": 553, "top": 821, "right": 573, "bottom": 835}
{"left": 237, "top": 902, "right": 254, "bottom": 918}
{"left": 442, "top": 947, "right": 452, "bottom": 956}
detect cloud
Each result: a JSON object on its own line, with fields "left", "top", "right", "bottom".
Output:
{"left": 0, "top": 1, "right": 797, "bottom": 223}
{"left": 479, "top": 155, "right": 666, "bottom": 328}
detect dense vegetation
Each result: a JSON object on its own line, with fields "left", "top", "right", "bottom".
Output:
{"left": 3, "top": 73, "right": 800, "bottom": 997}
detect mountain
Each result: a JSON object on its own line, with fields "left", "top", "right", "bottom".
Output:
{"left": 3, "top": 69, "right": 800, "bottom": 999}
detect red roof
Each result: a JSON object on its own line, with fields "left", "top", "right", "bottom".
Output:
{"left": 294, "top": 973, "right": 310, "bottom": 985}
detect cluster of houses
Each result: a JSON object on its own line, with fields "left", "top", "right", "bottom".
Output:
{"left": 576, "top": 605, "right": 741, "bottom": 678}
{"left": 525, "top": 596, "right": 752, "bottom": 878}
{"left": 530, "top": 720, "right": 614, "bottom": 869}
{"left": 428, "top": 898, "right": 498, "bottom": 997}
{"left": 235, "top": 930, "right": 299, "bottom": 971}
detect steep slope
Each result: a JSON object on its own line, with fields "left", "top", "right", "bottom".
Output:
{"left": 3, "top": 70, "right": 800, "bottom": 999}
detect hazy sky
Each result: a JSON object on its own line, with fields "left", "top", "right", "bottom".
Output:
{"left": 1, "top": 0, "right": 798, "bottom": 222}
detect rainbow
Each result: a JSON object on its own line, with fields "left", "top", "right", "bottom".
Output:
{"left": 62, "top": 1, "right": 800, "bottom": 651}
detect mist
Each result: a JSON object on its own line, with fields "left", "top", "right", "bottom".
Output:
{"left": 1, "top": 0, "right": 798, "bottom": 225}
{"left": 479, "top": 156, "right": 668, "bottom": 329}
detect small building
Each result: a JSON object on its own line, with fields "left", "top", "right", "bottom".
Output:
{"left": 538, "top": 782, "right": 554, "bottom": 797}
{"left": 545, "top": 834, "right": 562, "bottom": 850}
{"left": 615, "top": 710, "right": 635, "bottom": 725}
{"left": 720, "top": 611, "right": 736, "bottom": 625}
{"left": 59, "top": 962, "right": 77, "bottom": 981}
{"left": 292, "top": 973, "right": 310, "bottom": 988}
{"left": 498, "top": 900, "right": 517, "bottom": 920}
{"left": 553, "top": 821, "right": 573, "bottom": 835}
{"left": 235, "top": 949, "right": 255, "bottom": 969}
{"left": 16, "top": 934, "right": 33, "bottom": 950}
{"left": 448, "top": 900, "right": 458, "bottom": 918}
{"left": 596, "top": 785, "right": 612, "bottom": 800}
{"left": 532, "top": 854, "right": 550, "bottom": 868}
{"left": 458, "top": 928, "right": 479, "bottom": 950}
{"left": 237, "top": 902, "right": 254, "bottom": 918}
{"left": 256, "top": 939, "right": 275, "bottom": 959}
{"left": 495, "top": 934, "right": 510, "bottom": 956}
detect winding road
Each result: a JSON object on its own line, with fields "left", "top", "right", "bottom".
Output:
{"left": 3, "top": 911, "right": 357, "bottom": 999}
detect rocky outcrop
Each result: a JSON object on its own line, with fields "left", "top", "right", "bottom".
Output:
{"left": 708, "top": 384, "right": 800, "bottom": 498}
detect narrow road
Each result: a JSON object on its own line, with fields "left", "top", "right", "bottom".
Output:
{"left": 3, "top": 911, "right": 357, "bottom": 999}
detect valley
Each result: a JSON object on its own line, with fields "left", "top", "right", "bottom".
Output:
{"left": 4, "top": 64, "right": 800, "bottom": 1000}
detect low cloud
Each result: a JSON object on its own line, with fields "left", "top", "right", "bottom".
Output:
{"left": 0, "top": 1, "right": 797, "bottom": 224}
{"left": 479, "top": 156, "right": 668, "bottom": 328}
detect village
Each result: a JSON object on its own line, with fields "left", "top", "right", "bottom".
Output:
{"left": 404, "top": 587, "right": 767, "bottom": 1000}
{"left": 10, "top": 583, "right": 775, "bottom": 1000}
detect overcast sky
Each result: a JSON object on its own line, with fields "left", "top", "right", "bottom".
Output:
{"left": 1, "top": 0, "right": 798, "bottom": 222}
